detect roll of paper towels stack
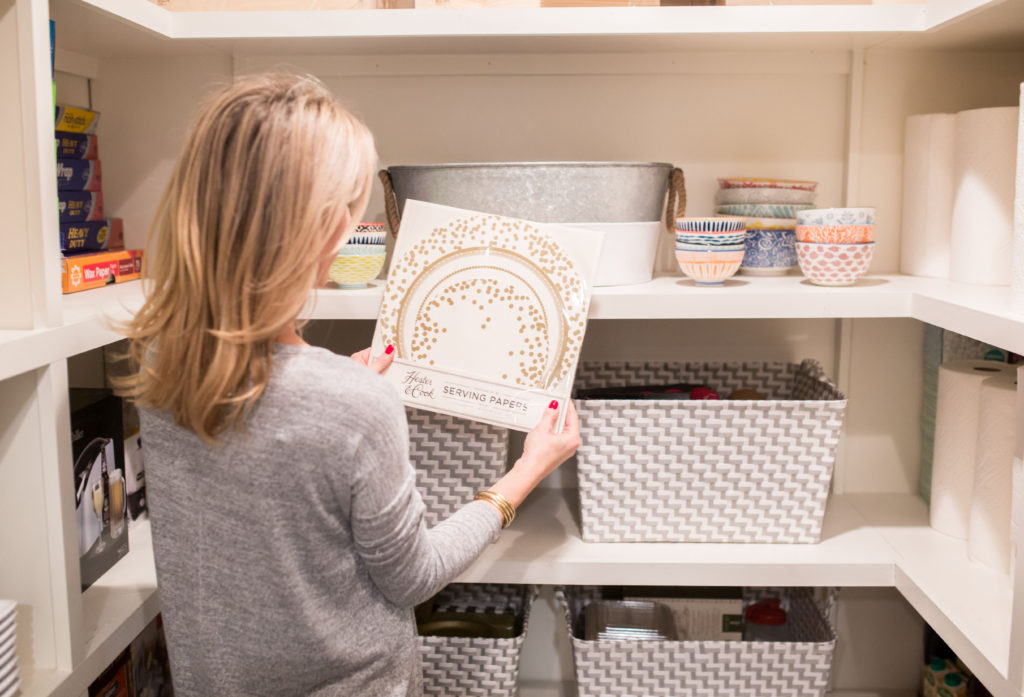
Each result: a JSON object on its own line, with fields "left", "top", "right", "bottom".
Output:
{"left": 931, "top": 359, "right": 1017, "bottom": 540}
{"left": 901, "top": 113, "right": 956, "bottom": 278}
{"left": 950, "top": 107, "right": 1019, "bottom": 286}
{"left": 967, "top": 373, "right": 1018, "bottom": 573}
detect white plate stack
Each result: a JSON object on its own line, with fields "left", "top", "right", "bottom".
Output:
{"left": 0, "top": 601, "right": 19, "bottom": 697}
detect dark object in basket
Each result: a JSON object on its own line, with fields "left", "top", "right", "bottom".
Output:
{"left": 575, "top": 383, "right": 713, "bottom": 400}
{"left": 582, "top": 600, "right": 678, "bottom": 641}
{"left": 418, "top": 611, "right": 517, "bottom": 638}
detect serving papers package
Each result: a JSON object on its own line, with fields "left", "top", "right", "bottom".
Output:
{"left": 371, "top": 200, "right": 603, "bottom": 432}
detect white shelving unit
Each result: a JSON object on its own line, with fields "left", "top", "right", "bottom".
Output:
{"left": 3, "top": 0, "right": 1023, "bottom": 695}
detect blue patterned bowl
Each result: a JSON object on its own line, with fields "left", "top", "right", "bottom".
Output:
{"left": 739, "top": 228, "right": 798, "bottom": 276}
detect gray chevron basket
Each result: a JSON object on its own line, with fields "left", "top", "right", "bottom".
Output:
{"left": 406, "top": 408, "right": 509, "bottom": 526}
{"left": 419, "top": 583, "right": 536, "bottom": 697}
{"left": 558, "top": 586, "right": 837, "bottom": 697}
{"left": 574, "top": 360, "right": 847, "bottom": 543}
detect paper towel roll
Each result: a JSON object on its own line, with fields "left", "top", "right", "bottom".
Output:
{"left": 950, "top": 106, "right": 1020, "bottom": 286}
{"left": 968, "top": 374, "right": 1017, "bottom": 572}
{"left": 931, "top": 359, "right": 1016, "bottom": 539}
{"left": 901, "top": 113, "right": 955, "bottom": 278}
{"left": 1013, "top": 85, "right": 1024, "bottom": 311}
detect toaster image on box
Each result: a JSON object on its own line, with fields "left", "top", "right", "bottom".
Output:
{"left": 74, "top": 437, "right": 113, "bottom": 558}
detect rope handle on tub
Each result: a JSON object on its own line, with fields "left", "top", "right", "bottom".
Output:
{"left": 664, "top": 167, "right": 686, "bottom": 234}
{"left": 378, "top": 169, "right": 402, "bottom": 238}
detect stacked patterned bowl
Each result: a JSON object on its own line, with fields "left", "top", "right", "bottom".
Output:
{"left": 716, "top": 178, "right": 818, "bottom": 276}
{"left": 675, "top": 217, "right": 747, "bottom": 285}
{"left": 795, "top": 208, "right": 876, "bottom": 286}
{"left": 329, "top": 222, "right": 388, "bottom": 289}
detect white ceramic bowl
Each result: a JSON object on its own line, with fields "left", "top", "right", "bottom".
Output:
{"left": 796, "top": 241, "right": 875, "bottom": 286}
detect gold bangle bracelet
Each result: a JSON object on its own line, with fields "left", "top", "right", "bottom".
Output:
{"left": 474, "top": 491, "right": 515, "bottom": 528}
{"left": 474, "top": 490, "right": 516, "bottom": 528}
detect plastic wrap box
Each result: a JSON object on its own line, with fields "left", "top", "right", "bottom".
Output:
{"left": 419, "top": 584, "right": 535, "bottom": 697}
{"left": 56, "top": 132, "right": 99, "bottom": 159}
{"left": 573, "top": 360, "right": 846, "bottom": 543}
{"left": 58, "top": 190, "right": 103, "bottom": 222}
{"left": 559, "top": 586, "right": 837, "bottom": 697}
{"left": 61, "top": 219, "right": 122, "bottom": 254}
{"left": 406, "top": 407, "right": 508, "bottom": 526}
{"left": 57, "top": 159, "right": 102, "bottom": 191}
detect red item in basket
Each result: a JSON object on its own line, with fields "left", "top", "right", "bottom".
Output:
{"left": 689, "top": 387, "right": 721, "bottom": 400}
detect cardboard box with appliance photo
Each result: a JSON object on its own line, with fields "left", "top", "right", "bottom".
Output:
{"left": 72, "top": 388, "right": 129, "bottom": 590}
{"left": 122, "top": 400, "right": 148, "bottom": 525}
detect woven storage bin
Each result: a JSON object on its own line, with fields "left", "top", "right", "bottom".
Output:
{"left": 558, "top": 586, "right": 837, "bottom": 697}
{"left": 574, "top": 360, "right": 846, "bottom": 543}
{"left": 419, "top": 583, "right": 536, "bottom": 697}
{"left": 406, "top": 408, "right": 509, "bottom": 527}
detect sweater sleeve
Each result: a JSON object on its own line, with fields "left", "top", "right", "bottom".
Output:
{"left": 346, "top": 381, "right": 502, "bottom": 608}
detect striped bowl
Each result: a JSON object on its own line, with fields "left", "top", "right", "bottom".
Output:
{"left": 676, "top": 232, "right": 747, "bottom": 246}
{"left": 675, "top": 216, "right": 747, "bottom": 233}
{"left": 676, "top": 248, "right": 745, "bottom": 286}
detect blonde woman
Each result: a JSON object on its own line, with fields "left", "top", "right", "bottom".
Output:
{"left": 118, "top": 73, "right": 580, "bottom": 697}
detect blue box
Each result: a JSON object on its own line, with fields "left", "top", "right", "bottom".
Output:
{"left": 60, "top": 219, "right": 122, "bottom": 254}
{"left": 55, "top": 133, "right": 98, "bottom": 160}
{"left": 58, "top": 191, "right": 103, "bottom": 222}
{"left": 56, "top": 159, "right": 102, "bottom": 191}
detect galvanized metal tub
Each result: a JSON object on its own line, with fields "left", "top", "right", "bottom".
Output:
{"left": 380, "top": 162, "right": 685, "bottom": 232}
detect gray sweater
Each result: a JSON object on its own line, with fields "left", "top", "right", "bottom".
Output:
{"left": 139, "top": 343, "right": 502, "bottom": 697}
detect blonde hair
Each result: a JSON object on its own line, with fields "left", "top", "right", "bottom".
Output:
{"left": 117, "top": 73, "right": 377, "bottom": 443}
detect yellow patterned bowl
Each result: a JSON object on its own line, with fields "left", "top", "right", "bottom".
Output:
{"left": 328, "top": 247, "right": 386, "bottom": 289}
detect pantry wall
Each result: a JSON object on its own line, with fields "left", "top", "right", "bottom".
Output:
{"left": 6, "top": 0, "right": 1024, "bottom": 694}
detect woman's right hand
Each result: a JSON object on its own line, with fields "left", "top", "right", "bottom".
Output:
{"left": 519, "top": 399, "right": 581, "bottom": 482}
{"left": 488, "top": 401, "right": 580, "bottom": 509}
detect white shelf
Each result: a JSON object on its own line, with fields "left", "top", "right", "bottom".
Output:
{"left": 456, "top": 488, "right": 898, "bottom": 587}
{"left": 21, "top": 521, "right": 159, "bottom": 697}
{"left": 461, "top": 489, "right": 1014, "bottom": 695}
{"left": 48, "top": 0, "right": 1024, "bottom": 55}
{"left": 3, "top": 274, "right": 1018, "bottom": 382}
{"left": 847, "top": 494, "right": 1014, "bottom": 695}
{"left": 26, "top": 494, "right": 1009, "bottom": 696}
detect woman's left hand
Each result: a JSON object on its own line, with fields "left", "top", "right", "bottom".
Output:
{"left": 351, "top": 345, "right": 395, "bottom": 374}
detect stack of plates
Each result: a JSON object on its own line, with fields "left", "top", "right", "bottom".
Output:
{"left": 583, "top": 600, "right": 678, "bottom": 642}
{"left": 0, "top": 601, "right": 19, "bottom": 697}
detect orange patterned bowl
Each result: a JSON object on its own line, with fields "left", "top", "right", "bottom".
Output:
{"left": 675, "top": 248, "right": 745, "bottom": 286}
{"left": 795, "top": 224, "right": 875, "bottom": 244}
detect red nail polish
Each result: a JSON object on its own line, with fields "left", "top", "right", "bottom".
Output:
{"left": 385, "top": 345, "right": 394, "bottom": 355}
{"left": 549, "top": 400, "right": 558, "bottom": 409}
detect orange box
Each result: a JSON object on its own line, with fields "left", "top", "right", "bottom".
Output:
{"left": 62, "top": 249, "right": 143, "bottom": 294}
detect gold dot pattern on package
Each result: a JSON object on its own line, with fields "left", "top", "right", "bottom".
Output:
{"left": 379, "top": 214, "right": 588, "bottom": 391}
